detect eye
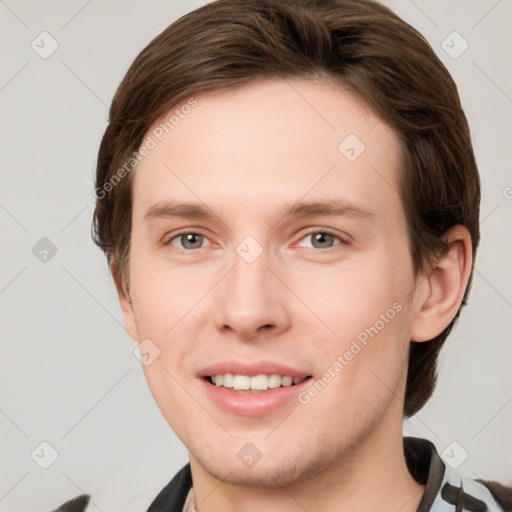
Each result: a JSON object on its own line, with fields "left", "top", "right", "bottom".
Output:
{"left": 167, "top": 232, "right": 211, "bottom": 250}
{"left": 296, "top": 231, "right": 345, "bottom": 250}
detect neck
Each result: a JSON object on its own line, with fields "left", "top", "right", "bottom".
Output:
{"left": 189, "top": 411, "right": 425, "bottom": 512}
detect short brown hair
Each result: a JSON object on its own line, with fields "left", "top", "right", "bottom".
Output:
{"left": 92, "top": 0, "right": 480, "bottom": 417}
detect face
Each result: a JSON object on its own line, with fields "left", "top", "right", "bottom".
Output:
{"left": 121, "top": 77, "right": 422, "bottom": 487}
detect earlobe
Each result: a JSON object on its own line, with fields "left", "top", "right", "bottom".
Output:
{"left": 410, "top": 226, "right": 473, "bottom": 342}
{"left": 110, "top": 257, "right": 139, "bottom": 342}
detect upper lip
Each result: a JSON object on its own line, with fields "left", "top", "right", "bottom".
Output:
{"left": 198, "top": 361, "right": 311, "bottom": 378}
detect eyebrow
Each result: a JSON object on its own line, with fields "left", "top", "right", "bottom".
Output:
{"left": 143, "top": 198, "right": 374, "bottom": 223}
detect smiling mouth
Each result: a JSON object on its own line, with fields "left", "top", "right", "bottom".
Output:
{"left": 204, "top": 373, "right": 313, "bottom": 393}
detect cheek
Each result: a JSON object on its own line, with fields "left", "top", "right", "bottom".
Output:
{"left": 290, "top": 258, "right": 408, "bottom": 337}
{"left": 288, "top": 255, "right": 412, "bottom": 393}
{"left": 129, "top": 253, "right": 212, "bottom": 337}
{"left": 296, "top": 306, "right": 410, "bottom": 439}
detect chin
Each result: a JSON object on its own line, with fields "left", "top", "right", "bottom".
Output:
{"left": 193, "top": 444, "right": 335, "bottom": 489}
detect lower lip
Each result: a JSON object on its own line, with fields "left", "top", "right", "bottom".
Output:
{"left": 199, "top": 377, "right": 313, "bottom": 416}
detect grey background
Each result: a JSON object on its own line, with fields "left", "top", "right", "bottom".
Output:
{"left": 1, "top": 1, "right": 511, "bottom": 511}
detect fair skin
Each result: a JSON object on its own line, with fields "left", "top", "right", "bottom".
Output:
{"left": 115, "top": 77, "right": 472, "bottom": 512}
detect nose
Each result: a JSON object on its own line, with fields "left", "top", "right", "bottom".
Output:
{"left": 213, "top": 245, "right": 291, "bottom": 342}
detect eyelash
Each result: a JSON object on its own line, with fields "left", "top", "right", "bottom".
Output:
{"left": 163, "top": 229, "right": 349, "bottom": 251}
{"left": 303, "top": 230, "right": 349, "bottom": 248}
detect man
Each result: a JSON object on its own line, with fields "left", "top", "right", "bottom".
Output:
{"left": 54, "top": 0, "right": 511, "bottom": 510}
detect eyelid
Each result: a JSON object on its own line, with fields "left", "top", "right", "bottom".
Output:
{"left": 293, "top": 227, "right": 351, "bottom": 248}
{"left": 163, "top": 229, "right": 214, "bottom": 248}
{"left": 162, "top": 227, "right": 351, "bottom": 250}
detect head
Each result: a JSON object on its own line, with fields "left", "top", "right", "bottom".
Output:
{"left": 92, "top": 0, "right": 479, "bottom": 486}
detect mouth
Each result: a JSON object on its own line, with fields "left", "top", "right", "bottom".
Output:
{"left": 197, "top": 362, "right": 314, "bottom": 415}
{"left": 198, "top": 366, "right": 314, "bottom": 416}
{"left": 204, "top": 373, "right": 312, "bottom": 393}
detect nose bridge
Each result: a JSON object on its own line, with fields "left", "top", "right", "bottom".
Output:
{"left": 214, "top": 239, "right": 289, "bottom": 338}
{"left": 229, "top": 243, "right": 272, "bottom": 314}
{"left": 231, "top": 244, "right": 268, "bottom": 300}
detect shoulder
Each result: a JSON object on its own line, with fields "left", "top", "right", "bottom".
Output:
{"left": 50, "top": 464, "right": 192, "bottom": 512}
{"left": 146, "top": 463, "right": 192, "bottom": 512}
{"left": 471, "top": 479, "right": 512, "bottom": 511}
{"left": 51, "top": 494, "right": 90, "bottom": 512}
{"left": 434, "top": 473, "right": 512, "bottom": 511}
{"left": 404, "top": 436, "right": 512, "bottom": 512}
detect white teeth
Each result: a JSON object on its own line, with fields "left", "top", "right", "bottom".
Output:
{"left": 268, "top": 374, "right": 282, "bottom": 389}
{"left": 223, "top": 373, "right": 234, "bottom": 388}
{"left": 210, "top": 373, "right": 306, "bottom": 391}
{"left": 281, "top": 376, "right": 293, "bottom": 387}
{"left": 233, "top": 375, "right": 251, "bottom": 390}
{"left": 250, "top": 374, "right": 269, "bottom": 390}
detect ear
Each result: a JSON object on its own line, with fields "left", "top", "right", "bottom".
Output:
{"left": 410, "top": 225, "right": 473, "bottom": 342}
{"left": 110, "top": 257, "right": 139, "bottom": 342}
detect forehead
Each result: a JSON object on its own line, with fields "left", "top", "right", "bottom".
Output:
{"left": 132, "top": 77, "right": 402, "bottom": 221}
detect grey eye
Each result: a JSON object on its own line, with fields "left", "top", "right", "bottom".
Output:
{"left": 310, "top": 232, "right": 337, "bottom": 249}
{"left": 172, "top": 233, "right": 206, "bottom": 249}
